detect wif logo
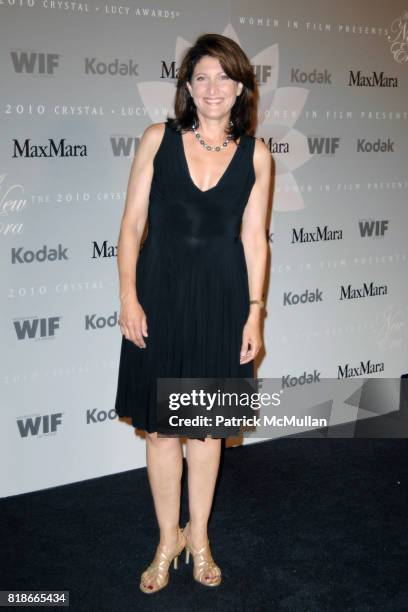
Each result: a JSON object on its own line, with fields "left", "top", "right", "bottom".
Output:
{"left": 110, "top": 136, "right": 140, "bottom": 157}
{"left": 10, "top": 51, "right": 60, "bottom": 75}
{"left": 14, "top": 317, "right": 61, "bottom": 340}
{"left": 17, "top": 413, "right": 63, "bottom": 437}
{"left": 308, "top": 137, "right": 340, "bottom": 155}
{"left": 359, "top": 220, "right": 389, "bottom": 238}
{"left": 253, "top": 64, "right": 273, "bottom": 84}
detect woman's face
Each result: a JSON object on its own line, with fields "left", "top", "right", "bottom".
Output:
{"left": 186, "top": 55, "right": 243, "bottom": 123}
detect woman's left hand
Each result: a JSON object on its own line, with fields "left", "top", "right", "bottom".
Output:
{"left": 240, "top": 314, "right": 263, "bottom": 364}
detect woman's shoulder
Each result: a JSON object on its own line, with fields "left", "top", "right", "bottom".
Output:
{"left": 253, "top": 135, "right": 272, "bottom": 176}
{"left": 140, "top": 122, "right": 169, "bottom": 153}
{"left": 143, "top": 121, "right": 167, "bottom": 140}
{"left": 136, "top": 122, "right": 169, "bottom": 167}
{"left": 144, "top": 118, "right": 180, "bottom": 140}
{"left": 253, "top": 135, "right": 269, "bottom": 157}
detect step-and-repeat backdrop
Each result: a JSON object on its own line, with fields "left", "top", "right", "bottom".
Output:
{"left": 1, "top": 1, "right": 407, "bottom": 496}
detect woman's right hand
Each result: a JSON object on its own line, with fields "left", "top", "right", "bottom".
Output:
{"left": 119, "top": 296, "right": 148, "bottom": 348}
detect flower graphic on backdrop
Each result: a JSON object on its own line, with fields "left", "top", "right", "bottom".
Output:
{"left": 137, "top": 24, "right": 312, "bottom": 212}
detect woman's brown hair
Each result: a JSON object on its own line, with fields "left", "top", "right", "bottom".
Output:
{"left": 167, "top": 33, "right": 258, "bottom": 140}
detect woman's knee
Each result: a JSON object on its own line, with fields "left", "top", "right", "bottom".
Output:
{"left": 146, "top": 431, "right": 181, "bottom": 450}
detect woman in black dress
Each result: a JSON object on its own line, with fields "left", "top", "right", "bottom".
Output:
{"left": 115, "top": 33, "right": 271, "bottom": 593}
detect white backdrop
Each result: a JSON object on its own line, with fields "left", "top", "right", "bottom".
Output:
{"left": 1, "top": 0, "right": 407, "bottom": 496}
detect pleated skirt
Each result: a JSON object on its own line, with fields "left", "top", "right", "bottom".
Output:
{"left": 114, "top": 229, "right": 254, "bottom": 433}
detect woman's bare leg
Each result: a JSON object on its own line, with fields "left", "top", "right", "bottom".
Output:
{"left": 146, "top": 432, "right": 183, "bottom": 544}
{"left": 141, "top": 432, "right": 184, "bottom": 590}
{"left": 185, "top": 437, "right": 222, "bottom": 581}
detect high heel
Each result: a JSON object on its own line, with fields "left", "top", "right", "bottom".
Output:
{"left": 139, "top": 527, "right": 186, "bottom": 594}
{"left": 182, "top": 522, "right": 222, "bottom": 587}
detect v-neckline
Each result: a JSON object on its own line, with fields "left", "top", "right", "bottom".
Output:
{"left": 179, "top": 129, "right": 244, "bottom": 194}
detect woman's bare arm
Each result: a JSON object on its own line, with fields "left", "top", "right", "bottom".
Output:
{"left": 117, "top": 122, "right": 165, "bottom": 347}
{"left": 239, "top": 138, "right": 272, "bottom": 363}
{"left": 117, "top": 122, "right": 164, "bottom": 303}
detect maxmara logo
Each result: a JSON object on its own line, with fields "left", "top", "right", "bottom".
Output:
{"left": 282, "top": 369, "right": 321, "bottom": 388}
{"left": 17, "top": 413, "right": 63, "bottom": 437}
{"left": 12, "top": 139, "right": 87, "bottom": 158}
{"left": 10, "top": 51, "right": 60, "bottom": 75}
{"left": 85, "top": 311, "right": 119, "bottom": 330}
{"left": 11, "top": 244, "right": 68, "bottom": 264}
{"left": 348, "top": 70, "right": 398, "bottom": 87}
{"left": 290, "top": 68, "right": 332, "bottom": 84}
{"left": 283, "top": 288, "right": 322, "bottom": 306}
{"left": 357, "top": 138, "right": 394, "bottom": 153}
{"left": 85, "top": 57, "right": 138, "bottom": 76}
{"left": 14, "top": 317, "right": 61, "bottom": 340}
{"left": 359, "top": 220, "right": 389, "bottom": 238}
{"left": 340, "top": 282, "right": 388, "bottom": 300}
{"left": 338, "top": 360, "right": 384, "bottom": 378}
{"left": 291, "top": 225, "right": 343, "bottom": 244}
{"left": 160, "top": 60, "right": 179, "bottom": 79}
{"left": 261, "top": 136, "right": 289, "bottom": 155}
{"left": 308, "top": 137, "right": 340, "bottom": 155}
{"left": 92, "top": 240, "right": 117, "bottom": 258}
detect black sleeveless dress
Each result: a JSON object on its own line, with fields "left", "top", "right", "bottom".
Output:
{"left": 114, "top": 119, "right": 256, "bottom": 433}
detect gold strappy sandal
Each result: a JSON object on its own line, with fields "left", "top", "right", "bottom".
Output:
{"left": 139, "top": 527, "right": 186, "bottom": 594}
{"left": 182, "top": 521, "right": 222, "bottom": 587}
